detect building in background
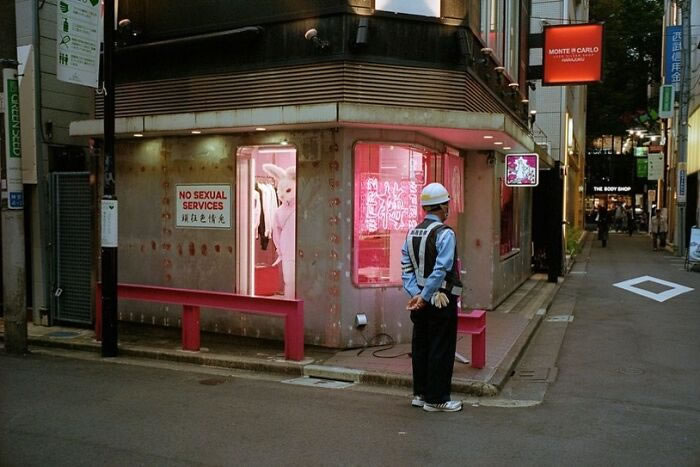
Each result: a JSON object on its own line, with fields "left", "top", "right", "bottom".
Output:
{"left": 528, "top": 0, "right": 589, "bottom": 270}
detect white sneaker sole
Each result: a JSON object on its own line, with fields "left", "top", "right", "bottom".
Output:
{"left": 423, "top": 404, "right": 462, "bottom": 412}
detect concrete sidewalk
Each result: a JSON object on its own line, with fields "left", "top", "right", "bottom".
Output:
{"left": 1, "top": 263, "right": 569, "bottom": 397}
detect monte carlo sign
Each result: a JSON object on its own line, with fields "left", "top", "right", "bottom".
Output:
{"left": 543, "top": 23, "right": 604, "bottom": 86}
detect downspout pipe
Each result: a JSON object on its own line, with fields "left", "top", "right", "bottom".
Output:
{"left": 33, "top": 0, "right": 52, "bottom": 324}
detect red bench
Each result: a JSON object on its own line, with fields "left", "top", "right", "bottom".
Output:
{"left": 96, "top": 283, "right": 304, "bottom": 361}
{"left": 457, "top": 310, "right": 486, "bottom": 368}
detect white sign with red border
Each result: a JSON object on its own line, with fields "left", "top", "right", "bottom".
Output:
{"left": 505, "top": 154, "right": 539, "bottom": 187}
{"left": 176, "top": 184, "right": 231, "bottom": 229}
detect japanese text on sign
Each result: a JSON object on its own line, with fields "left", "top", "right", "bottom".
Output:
{"left": 664, "top": 26, "right": 682, "bottom": 89}
{"left": 359, "top": 175, "right": 418, "bottom": 234}
{"left": 176, "top": 185, "right": 232, "bottom": 229}
{"left": 56, "top": 0, "right": 100, "bottom": 88}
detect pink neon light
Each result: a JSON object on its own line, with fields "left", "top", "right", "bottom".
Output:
{"left": 359, "top": 175, "right": 419, "bottom": 234}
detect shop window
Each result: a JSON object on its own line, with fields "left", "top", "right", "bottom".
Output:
{"left": 505, "top": 0, "right": 519, "bottom": 78}
{"left": 500, "top": 179, "right": 519, "bottom": 257}
{"left": 354, "top": 143, "right": 460, "bottom": 287}
{"left": 235, "top": 146, "right": 297, "bottom": 298}
{"left": 481, "top": 0, "right": 504, "bottom": 62}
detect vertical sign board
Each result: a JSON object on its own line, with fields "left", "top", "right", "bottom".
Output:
{"left": 542, "top": 23, "right": 604, "bottom": 86}
{"left": 636, "top": 157, "right": 648, "bottom": 178}
{"left": 101, "top": 199, "right": 118, "bottom": 247}
{"left": 664, "top": 26, "right": 682, "bottom": 90}
{"left": 176, "top": 185, "right": 232, "bottom": 229}
{"left": 658, "top": 84, "right": 675, "bottom": 119}
{"left": 3, "top": 69, "right": 23, "bottom": 209}
{"left": 677, "top": 162, "right": 687, "bottom": 203}
{"left": 647, "top": 153, "right": 665, "bottom": 181}
{"left": 56, "top": 0, "right": 101, "bottom": 88}
{"left": 505, "top": 154, "right": 539, "bottom": 187}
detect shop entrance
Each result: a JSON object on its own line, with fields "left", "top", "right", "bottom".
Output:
{"left": 235, "top": 146, "right": 297, "bottom": 298}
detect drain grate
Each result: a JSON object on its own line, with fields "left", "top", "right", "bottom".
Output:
{"left": 47, "top": 331, "right": 81, "bottom": 338}
{"left": 546, "top": 315, "right": 574, "bottom": 323}
{"left": 281, "top": 377, "right": 355, "bottom": 389}
{"left": 511, "top": 367, "right": 552, "bottom": 382}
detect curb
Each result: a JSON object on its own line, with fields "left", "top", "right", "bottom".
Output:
{"left": 18, "top": 336, "right": 307, "bottom": 377}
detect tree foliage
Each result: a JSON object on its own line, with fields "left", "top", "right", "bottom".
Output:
{"left": 586, "top": 0, "right": 665, "bottom": 141}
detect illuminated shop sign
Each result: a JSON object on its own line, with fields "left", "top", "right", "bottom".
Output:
{"left": 593, "top": 186, "right": 632, "bottom": 193}
{"left": 505, "top": 154, "right": 539, "bottom": 187}
{"left": 176, "top": 184, "right": 232, "bottom": 229}
{"left": 543, "top": 23, "right": 604, "bottom": 86}
{"left": 359, "top": 175, "right": 418, "bottom": 234}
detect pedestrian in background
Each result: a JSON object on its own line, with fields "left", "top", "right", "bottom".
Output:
{"left": 597, "top": 204, "right": 610, "bottom": 247}
{"left": 614, "top": 204, "right": 624, "bottom": 232}
{"left": 651, "top": 209, "right": 668, "bottom": 251}
{"left": 401, "top": 182, "right": 463, "bottom": 413}
{"left": 626, "top": 206, "right": 635, "bottom": 237}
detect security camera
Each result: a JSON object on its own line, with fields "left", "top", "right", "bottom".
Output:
{"left": 305, "top": 28, "right": 329, "bottom": 49}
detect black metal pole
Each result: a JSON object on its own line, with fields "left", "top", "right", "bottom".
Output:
{"left": 101, "top": 0, "right": 118, "bottom": 357}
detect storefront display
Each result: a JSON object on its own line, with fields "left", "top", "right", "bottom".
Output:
{"left": 236, "top": 146, "right": 296, "bottom": 298}
{"left": 352, "top": 142, "right": 462, "bottom": 286}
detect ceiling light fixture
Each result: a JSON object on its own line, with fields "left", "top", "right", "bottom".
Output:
{"left": 483, "top": 135, "right": 494, "bottom": 139}
{"left": 255, "top": 127, "right": 266, "bottom": 131}
{"left": 133, "top": 133, "right": 143, "bottom": 137}
{"left": 191, "top": 130, "right": 201, "bottom": 134}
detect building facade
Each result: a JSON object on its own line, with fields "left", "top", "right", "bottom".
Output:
{"left": 16, "top": 0, "right": 550, "bottom": 348}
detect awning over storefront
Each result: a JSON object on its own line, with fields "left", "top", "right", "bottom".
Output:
{"left": 70, "top": 102, "right": 543, "bottom": 158}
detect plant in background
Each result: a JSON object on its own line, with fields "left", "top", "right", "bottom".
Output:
{"left": 566, "top": 225, "right": 584, "bottom": 257}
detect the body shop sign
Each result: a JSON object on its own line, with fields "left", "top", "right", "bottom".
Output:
{"left": 3, "top": 68, "right": 23, "bottom": 209}
{"left": 543, "top": 23, "right": 604, "bottom": 86}
{"left": 176, "top": 184, "right": 231, "bottom": 229}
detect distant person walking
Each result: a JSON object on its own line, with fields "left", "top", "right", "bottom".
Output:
{"left": 614, "top": 204, "right": 624, "bottom": 232}
{"left": 597, "top": 205, "right": 610, "bottom": 247}
{"left": 651, "top": 209, "right": 668, "bottom": 251}
{"left": 626, "top": 206, "right": 635, "bottom": 237}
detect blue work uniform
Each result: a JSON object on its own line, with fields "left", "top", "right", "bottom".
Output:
{"left": 401, "top": 213, "right": 463, "bottom": 404}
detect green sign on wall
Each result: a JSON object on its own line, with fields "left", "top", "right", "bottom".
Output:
{"left": 636, "top": 157, "right": 648, "bottom": 178}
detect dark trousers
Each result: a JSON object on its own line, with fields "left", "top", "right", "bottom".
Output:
{"left": 652, "top": 232, "right": 667, "bottom": 249}
{"left": 410, "top": 298, "right": 458, "bottom": 404}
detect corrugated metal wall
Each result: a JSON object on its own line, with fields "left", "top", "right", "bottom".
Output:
{"left": 97, "top": 62, "right": 507, "bottom": 118}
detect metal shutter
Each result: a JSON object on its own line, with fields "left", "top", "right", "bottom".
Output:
{"left": 51, "top": 172, "right": 93, "bottom": 324}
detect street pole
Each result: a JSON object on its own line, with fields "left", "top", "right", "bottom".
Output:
{"left": 1, "top": 0, "right": 27, "bottom": 354}
{"left": 101, "top": 0, "right": 118, "bottom": 357}
{"left": 676, "top": 0, "right": 690, "bottom": 257}
{"left": 1, "top": 59, "right": 27, "bottom": 354}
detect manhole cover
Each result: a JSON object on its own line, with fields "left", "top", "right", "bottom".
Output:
{"left": 47, "top": 331, "right": 81, "bottom": 338}
{"left": 198, "top": 378, "right": 227, "bottom": 386}
{"left": 617, "top": 367, "right": 644, "bottom": 376}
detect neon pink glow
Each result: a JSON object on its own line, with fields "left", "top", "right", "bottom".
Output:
{"left": 359, "top": 175, "right": 419, "bottom": 234}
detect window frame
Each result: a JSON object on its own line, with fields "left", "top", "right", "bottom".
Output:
{"left": 351, "top": 141, "right": 457, "bottom": 288}
{"left": 499, "top": 177, "right": 521, "bottom": 259}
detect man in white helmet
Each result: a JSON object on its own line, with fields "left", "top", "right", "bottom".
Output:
{"left": 401, "top": 182, "right": 463, "bottom": 412}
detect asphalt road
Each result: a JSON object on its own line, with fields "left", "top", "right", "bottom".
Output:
{"left": 1, "top": 233, "right": 699, "bottom": 466}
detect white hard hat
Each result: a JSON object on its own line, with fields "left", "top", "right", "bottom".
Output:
{"left": 420, "top": 182, "right": 450, "bottom": 206}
